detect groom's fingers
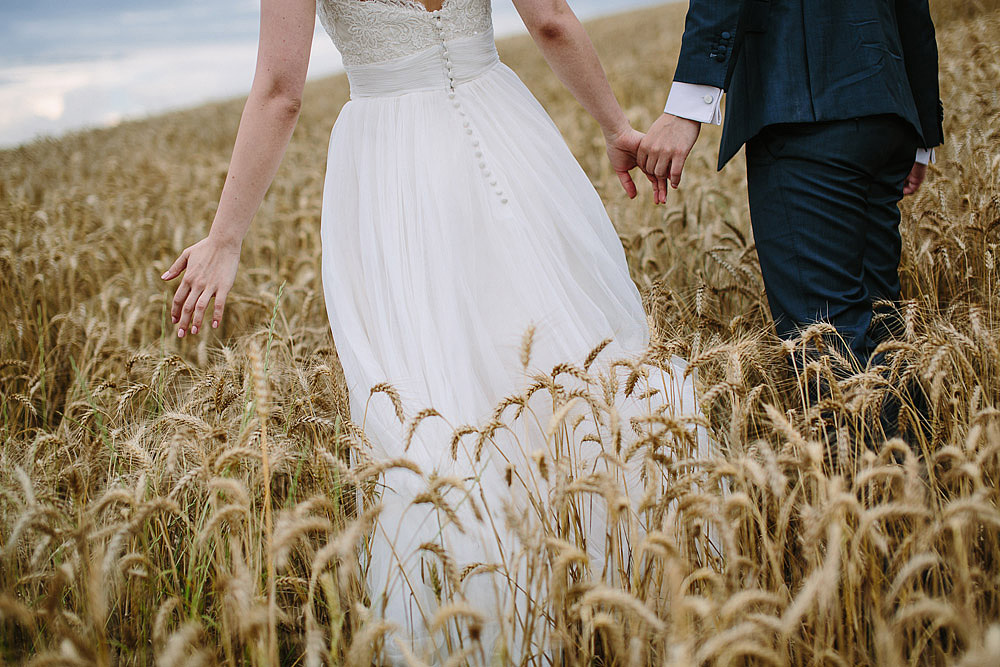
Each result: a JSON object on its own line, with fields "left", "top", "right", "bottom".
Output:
{"left": 652, "top": 153, "right": 670, "bottom": 180}
{"left": 651, "top": 156, "right": 669, "bottom": 205}
{"left": 637, "top": 135, "right": 683, "bottom": 204}
{"left": 669, "top": 153, "right": 687, "bottom": 189}
{"left": 641, "top": 170, "right": 659, "bottom": 201}
{"left": 648, "top": 167, "right": 662, "bottom": 204}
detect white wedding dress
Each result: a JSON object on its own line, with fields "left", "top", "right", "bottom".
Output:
{"left": 316, "top": 0, "right": 708, "bottom": 663}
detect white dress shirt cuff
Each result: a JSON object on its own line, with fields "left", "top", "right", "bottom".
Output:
{"left": 664, "top": 82, "right": 724, "bottom": 125}
{"left": 914, "top": 148, "right": 935, "bottom": 165}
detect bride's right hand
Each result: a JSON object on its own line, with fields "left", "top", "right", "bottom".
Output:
{"left": 161, "top": 236, "right": 242, "bottom": 338}
{"left": 606, "top": 126, "right": 658, "bottom": 201}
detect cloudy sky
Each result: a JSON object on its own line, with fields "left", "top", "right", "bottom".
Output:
{"left": 0, "top": 0, "right": 668, "bottom": 148}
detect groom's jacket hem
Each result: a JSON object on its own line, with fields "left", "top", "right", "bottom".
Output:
{"left": 666, "top": 84, "right": 938, "bottom": 167}
{"left": 671, "top": 0, "right": 945, "bottom": 171}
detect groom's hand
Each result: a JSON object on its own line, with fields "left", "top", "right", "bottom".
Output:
{"left": 638, "top": 114, "right": 701, "bottom": 205}
{"left": 903, "top": 162, "right": 928, "bottom": 196}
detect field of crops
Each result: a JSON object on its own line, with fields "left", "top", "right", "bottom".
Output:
{"left": 2, "top": 1, "right": 999, "bottom": 665}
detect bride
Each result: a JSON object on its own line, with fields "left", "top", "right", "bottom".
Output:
{"left": 162, "top": 0, "right": 706, "bottom": 662}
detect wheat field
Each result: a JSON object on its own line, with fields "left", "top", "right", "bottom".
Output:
{"left": 2, "top": 1, "right": 1000, "bottom": 665}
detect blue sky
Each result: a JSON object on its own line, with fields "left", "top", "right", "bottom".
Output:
{"left": 0, "top": 0, "right": 670, "bottom": 147}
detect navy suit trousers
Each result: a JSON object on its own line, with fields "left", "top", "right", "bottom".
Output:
{"left": 745, "top": 114, "right": 920, "bottom": 366}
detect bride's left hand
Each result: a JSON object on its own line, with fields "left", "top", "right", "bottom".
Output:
{"left": 161, "top": 236, "right": 242, "bottom": 338}
{"left": 606, "top": 127, "right": 656, "bottom": 200}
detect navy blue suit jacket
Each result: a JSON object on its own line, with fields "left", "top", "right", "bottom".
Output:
{"left": 674, "top": 0, "right": 945, "bottom": 169}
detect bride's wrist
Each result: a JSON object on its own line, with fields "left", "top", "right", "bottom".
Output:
{"left": 208, "top": 227, "right": 244, "bottom": 253}
{"left": 602, "top": 118, "right": 632, "bottom": 143}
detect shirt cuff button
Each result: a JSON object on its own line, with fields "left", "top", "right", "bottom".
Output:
{"left": 703, "top": 94, "right": 715, "bottom": 104}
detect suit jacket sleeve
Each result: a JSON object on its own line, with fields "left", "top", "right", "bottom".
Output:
{"left": 673, "top": 0, "right": 743, "bottom": 89}
{"left": 895, "top": 0, "right": 945, "bottom": 148}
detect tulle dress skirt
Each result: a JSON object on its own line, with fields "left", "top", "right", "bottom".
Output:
{"left": 319, "top": 29, "right": 704, "bottom": 663}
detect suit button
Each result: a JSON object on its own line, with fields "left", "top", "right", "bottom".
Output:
{"left": 722, "top": 31, "right": 732, "bottom": 39}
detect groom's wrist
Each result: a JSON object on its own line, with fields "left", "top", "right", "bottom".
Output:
{"left": 664, "top": 81, "right": 724, "bottom": 126}
{"left": 914, "top": 148, "right": 935, "bottom": 165}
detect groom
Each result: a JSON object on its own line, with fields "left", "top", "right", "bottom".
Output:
{"left": 637, "top": 0, "right": 944, "bottom": 368}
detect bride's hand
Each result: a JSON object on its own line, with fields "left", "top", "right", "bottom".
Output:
{"left": 161, "top": 236, "right": 242, "bottom": 338}
{"left": 606, "top": 126, "right": 657, "bottom": 201}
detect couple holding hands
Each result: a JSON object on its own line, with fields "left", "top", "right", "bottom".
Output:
{"left": 161, "top": 0, "right": 943, "bottom": 660}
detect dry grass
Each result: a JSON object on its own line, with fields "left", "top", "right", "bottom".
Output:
{"left": 1, "top": 1, "right": 999, "bottom": 665}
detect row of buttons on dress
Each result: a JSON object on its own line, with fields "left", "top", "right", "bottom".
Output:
{"left": 431, "top": 11, "right": 508, "bottom": 206}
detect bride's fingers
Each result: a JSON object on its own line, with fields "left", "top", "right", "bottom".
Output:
{"left": 161, "top": 249, "right": 190, "bottom": 281}
{"left": 170, "top": 282, "right": 191, "bottom": 325}
{"left": 636, "top": 143, "right": 649, "bottom": 173}
{"left": 212, "top": 291, "right": 228, "bottom": 330}
{"left": 657, "top": 177, "right": 669, "bottom": 205}
{"left": 643, "top": 167, "right": 659, "bottom": 204}
{"left": 616, "top": 170, "right": 638, "bottom": 199}
{"left": 176, "top": 286, "right": 203, "bottom": 338}
{"left": 190, "top": 290, "right": 214, "bottom": 336}
{"left": 639, "top": 144, "right": 657, "bottom": 177}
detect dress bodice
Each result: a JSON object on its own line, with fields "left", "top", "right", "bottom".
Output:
{"left": 317, "top": 0, "right": 494, "bottom": 67}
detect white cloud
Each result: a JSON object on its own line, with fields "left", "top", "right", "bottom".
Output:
{"left": 31, "top": 94, "right": 65, "bottom": 120}
{"left": 0, "top": 0, "right": 667, "bottom": 148}
{"left": 0, "top": 33, "right": 344, "bottom": 147}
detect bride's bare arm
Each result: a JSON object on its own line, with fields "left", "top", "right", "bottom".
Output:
{"left": 161, "top": 0, "right": 315, "bottom": 338}
{"left": 513, "top": 0, "right": 650, "bottom": 198}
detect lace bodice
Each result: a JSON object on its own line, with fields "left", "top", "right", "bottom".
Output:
{"left": 318, "top": 0, "right": 494, "bottom": 67}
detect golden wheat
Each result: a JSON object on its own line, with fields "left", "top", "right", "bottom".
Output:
{"left": 1, "top": 1, "right": 999, "bottom": 665}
